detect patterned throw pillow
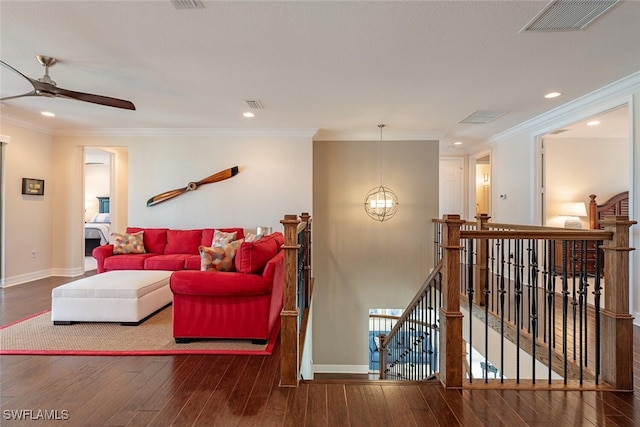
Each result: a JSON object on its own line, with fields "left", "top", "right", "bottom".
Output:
{"left": 211, "top": 230, "right": 238, "bottom": 247}
{"left": 244, "top": 233, "right": 263, "bottom": 243}
{"left": 111, "top": 231, "right": 146, "bottom": 254}
{"left": 199, "top": 239, "right": 243, "bottom": 272}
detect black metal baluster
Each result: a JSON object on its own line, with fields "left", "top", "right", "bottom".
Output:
{"left": 467, "top": 238, "right": 474, "bottom": 383}
{"left": 530, "top": 240, "right": 539, "bottom": 384}
{"left": 594, "top": 241, "right": 601, "bottom": 385}
{"left": 562, "top": 240, "right": 569, "bottom": 384}
{"left": 499, "top": 238, "right": 506, "bottom": 384}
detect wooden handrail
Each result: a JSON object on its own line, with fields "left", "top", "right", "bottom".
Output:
{"left": 460, "top": 229, "right": 612, "bottom": 241}
{"left": 381, "top": 259, "right": 443, "bottom": 343}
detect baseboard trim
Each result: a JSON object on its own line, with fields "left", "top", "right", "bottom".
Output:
{"left": 2, "top": 269, "right": 53, "bottom": 287}
{"left": 313, "top": 364, "right": 370, "bottom": 375}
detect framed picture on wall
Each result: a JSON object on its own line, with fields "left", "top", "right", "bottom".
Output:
{"left": 22, "top": 178, "right": 45, "bottom": 195}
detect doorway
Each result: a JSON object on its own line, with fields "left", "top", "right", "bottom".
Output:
{"left": 475, "top": 154, "right": 491, "bottom": 216}
{"left": 83, "top": 147, "right": 112, "bottom": 271}
{"left": 539, "top": 105, "right": 630, "bottom": 228}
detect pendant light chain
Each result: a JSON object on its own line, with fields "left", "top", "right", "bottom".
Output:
{"left": 378, "top": 124, "right": 384, "bottom": 187}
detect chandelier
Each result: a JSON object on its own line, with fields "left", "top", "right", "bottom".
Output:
{"left": 364, "top": 124, "right": 399, "bottom": 222}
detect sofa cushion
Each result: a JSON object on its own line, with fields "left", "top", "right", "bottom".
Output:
{"left": 184, "top": 255, "right": 202, "bottom": 270}
{"left": 111, "top": 231, "right": 146, "bottom": 254}
{"left": 104, "top": 253, "right": 156, "bottom": 270}
{"left": 235, "top": 232, "right": 284, "bottom": 274}
{"left": 170, "top": 270, "right": 272, "bottom": 297}
{"left": 143, "top": 254, "right": 191, "bottom": 271}
{"left": 126, "top": 227, "right": 168, "bottom": 254}
{"left": 165, "top": 229, "right": 202, "bottom": 255}
{"left": 199, "top": 240, "right": 242, "bottom": 272}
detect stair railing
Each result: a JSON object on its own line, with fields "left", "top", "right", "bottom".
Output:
{"left": 435, "top": 214, "right": 635, "bottom": 390}
{"left": 378, "top": 260, "right": 443, "bottom": 380}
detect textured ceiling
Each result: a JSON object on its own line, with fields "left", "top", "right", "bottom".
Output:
{"left": 1, "top": 1, "right": 639, "bottom": 151}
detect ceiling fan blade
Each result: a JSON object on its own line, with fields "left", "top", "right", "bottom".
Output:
{"left": 0, "top": 90, "right": 37, "bottom": 101}
{"left": 54, "top": 87, "right": 136, "bottom": 110}
{"left": 0, "top": 60, "right": 39, "bottom": 86}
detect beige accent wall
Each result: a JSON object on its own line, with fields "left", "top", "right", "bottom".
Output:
{"left": 1, "top": 122, "right": 54, "bottom": 285}
{"left": 313, "top": 139, "right": 439, "bottom": 371}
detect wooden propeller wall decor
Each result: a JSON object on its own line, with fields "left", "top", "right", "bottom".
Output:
{"left": 146, "top": 166, "right": 239, "bottom": 207}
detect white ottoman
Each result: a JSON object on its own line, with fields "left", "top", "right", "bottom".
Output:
{"left": 51, "top": 270, "right": 173, "bottom": 326}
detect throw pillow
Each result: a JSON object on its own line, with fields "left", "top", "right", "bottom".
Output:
{"left": 211, "top": 230, "right": 237, "bottom": 247}
{"left": 244, "top": 233, "right": 263, "bottom": 243}
{"left": 199, "top": 239, "right": 243, "bottom": 272}
{"left": 111, "top": 231, "right": 145, "bottom": 254}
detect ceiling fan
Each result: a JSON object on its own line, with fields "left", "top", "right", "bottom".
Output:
{"left": 0, "top": 55, "right": 135, "bottom": 110}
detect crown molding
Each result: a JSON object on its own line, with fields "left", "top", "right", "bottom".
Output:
{"left": 314, "top": 129, "right": 444, "bottom": 141}
{"left": 0, "top": 114, "right": 54, "bottom": 135}
{"left": 489, "top": 71, "right": 640, "bottom": 144}
{"left": 53, "top": 127, "right": 319, "bottom": 138}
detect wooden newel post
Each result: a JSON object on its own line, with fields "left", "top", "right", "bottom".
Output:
{"left": 600, "top": 215, "right": 636, "bottom": 390}
{"left": 280, "top": 214, "right": 301, "bottom": 387}
{"left": 474, "top": 214, "right": 491, "bottom": 306}
{"left": 439, "top": 214, "right": 465, "bottom": 388}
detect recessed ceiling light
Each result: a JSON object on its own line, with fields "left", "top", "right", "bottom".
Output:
{"left": 453, "top": 141, "right": 463, "bottom": 145}
{"left": 587, "top": 120, "right": 601, "bottom": 126}
{"left": 243, "top": 112, "right": 255, "bottom": 118}
{"left": 545, "top": 92, "right": 562, "bottom": 99}
{"left": 41, "top": 111, "right": 55, "bottom": 117}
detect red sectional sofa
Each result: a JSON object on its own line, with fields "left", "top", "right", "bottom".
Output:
{"left": 92, "top": 227, "right": 245, "bottom": 273}
{"left": 170, "top": 231, "right": 285, "bottom": 343}
{"left": 92, "top": 227, "right": 285, "bottom": 344}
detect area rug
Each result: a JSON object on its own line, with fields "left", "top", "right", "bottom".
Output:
{"left": 0, "top": 306, "right": 279, "bottom": 356}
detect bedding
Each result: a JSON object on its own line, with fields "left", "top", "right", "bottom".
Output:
{"left": 85, "top": 212, "right": 111, "bottom": 255}
{"left": 85, "top": 223, "right": 111, "bottom": 245}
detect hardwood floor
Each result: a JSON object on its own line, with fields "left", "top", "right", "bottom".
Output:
{"left": 1, "top": 274, "right": 639, "bottom": 426}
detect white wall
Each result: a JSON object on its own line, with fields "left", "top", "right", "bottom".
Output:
{"left": 313, "top": 138, "right": 439, "bottom": 372}
{"left": 125, "top": 134, "right": 311, "bottom": 231}
{"left": 0, "top": 122, "right": 54, "bottom": 285}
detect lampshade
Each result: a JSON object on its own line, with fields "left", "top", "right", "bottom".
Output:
{"left": 559, "top": 202, "right": 587, "bottom": 229}
{"left": 364, "top": 124, "right": 399, "bottom": 222}
{"left": 559, "top": 202, "right": 587, "bottom": 217}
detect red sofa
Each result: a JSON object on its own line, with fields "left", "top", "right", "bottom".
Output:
{"left": 92, "top": 227, "right": 245, "bottom": 273}
{"left": 169, "top": 232, "right": 285, "bottom": 343}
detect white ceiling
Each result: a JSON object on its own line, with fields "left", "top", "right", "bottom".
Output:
{"left": 1, "top": 1, "right": 639, "bottom": 152}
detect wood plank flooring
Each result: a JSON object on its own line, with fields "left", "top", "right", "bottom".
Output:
{"left": 1, "top": 274, "right": 639, "bottom": 426}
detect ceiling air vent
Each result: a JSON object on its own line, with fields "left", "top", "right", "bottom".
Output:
{"left": 171, "top": 0, "right": 204, "bottom": 10}
{"left": 245, "top": 99, "right": 264, "bottom": 109}
{"left": 521, "top": 0, "right": 620, "bottom": 32}
{"left": 459, "top": 110, "right": 507, "bottom": 124}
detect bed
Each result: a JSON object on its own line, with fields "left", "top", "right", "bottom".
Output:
{"left": 585, "top": 191, "right": 629, "bottom": 276}
{"left": 85, "top": 197, "right": 111, "bottom": 256}
{"left": 588, "top": 191, "right": 629, "bottom": 229}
